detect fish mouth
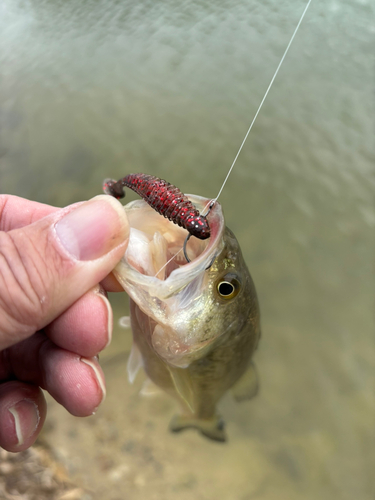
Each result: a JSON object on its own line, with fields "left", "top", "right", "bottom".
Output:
{"left": 113, "top": 195, "right": 225, "bottom": 367}
{"left": 114, "top": 195, "right": 225, "bottom": 300}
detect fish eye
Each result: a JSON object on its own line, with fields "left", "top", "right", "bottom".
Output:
{"left": 217, "top": 274, "right": 241, "bottom": 300}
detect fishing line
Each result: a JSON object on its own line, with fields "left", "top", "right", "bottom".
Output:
{"left": 153, "top": 248, "right": 183, "bottom": 278}
{"left": 156, "top": 0, "right": 313, "bottom": 274}
{"left": 211, "top": 0, "right": 313, "bottom": 205}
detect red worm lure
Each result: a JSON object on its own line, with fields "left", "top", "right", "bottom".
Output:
{"left": 103, "top": 173, "right": 211, "bottom": 240}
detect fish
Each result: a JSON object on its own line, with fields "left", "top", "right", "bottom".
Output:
{"left": 113, "top": 194, "right": 261, "bottom": 442}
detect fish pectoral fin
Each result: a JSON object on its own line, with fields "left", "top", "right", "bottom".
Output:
{"left": 167, "top": 366, "right": 195, "bottom": 413}
{"left": 140, "top": 378, "right": 163, "bottom": 397}
{"left": 127, "top": 343, "right": 143, "bottom": 384}
{"left": 169, "top": 414, "right": 227, "bottom": 443}
{"left": 231, "top": 361, "right": 259, "bottom": 402}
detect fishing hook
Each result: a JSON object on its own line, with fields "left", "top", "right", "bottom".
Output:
{"left": 183, "top": 233, "right": 192, "bottom": 263}
{"left": 183, "top": 200, "right": 216, "bottom": 269}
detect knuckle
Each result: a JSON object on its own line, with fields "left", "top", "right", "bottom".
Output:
{"left": 0, "top": 230, "right": 54, "bottom": 335}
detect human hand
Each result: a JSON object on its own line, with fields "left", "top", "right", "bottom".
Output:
{"left": 0, "top": 194, "right": 129, "bottom": 452}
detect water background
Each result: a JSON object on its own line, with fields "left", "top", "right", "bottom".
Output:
{"left": 1, "top": 1, "right": 374, "bottom": 499}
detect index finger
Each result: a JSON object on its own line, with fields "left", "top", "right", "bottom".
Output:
{"left": 0, "top": 195, "right": 60, "bottom": 231}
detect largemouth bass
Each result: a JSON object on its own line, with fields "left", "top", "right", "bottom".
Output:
{"left": 114, "top": 195, "right": 260, "bottom": 442}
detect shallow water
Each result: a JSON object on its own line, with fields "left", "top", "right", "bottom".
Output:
{"left": 1, "top": 0, "right": 374, "bottom": 499}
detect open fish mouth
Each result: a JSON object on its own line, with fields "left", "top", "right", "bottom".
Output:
{"left": 113, "top": 195, "right": 226, "bottom": 366}
{"left": 114, "top": 195, "right": 225, "bottom": 299}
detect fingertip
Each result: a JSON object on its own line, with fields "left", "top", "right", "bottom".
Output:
{"left": 54, "top": 195, "right": 129, "bottom": 261}
{"left": 41, "top": 346, "right": 106, "bottom": 417}
{"left": 93, "top": 289, "right": 113, "bottom": 349}
{"left": 81, "top": 357, "right": 106, "bottom": 404}
{"left": 0, "top": 382, "right": 46, "bottom": 452}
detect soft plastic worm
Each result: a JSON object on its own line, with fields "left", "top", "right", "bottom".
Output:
{"left": 103, "top": 173, "right": 210, "bottom": 240}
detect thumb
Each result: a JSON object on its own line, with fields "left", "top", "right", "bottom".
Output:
{"left": 0, "top": 195, "right": 129, "bottom": 349}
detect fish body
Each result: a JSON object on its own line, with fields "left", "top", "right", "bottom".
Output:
{"left": 114, "top": 195, "right": 260, "bottom": 441}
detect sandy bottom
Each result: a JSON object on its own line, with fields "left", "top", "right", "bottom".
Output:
{"left": 1, "top": 292, "right": 373, "bottom": 500}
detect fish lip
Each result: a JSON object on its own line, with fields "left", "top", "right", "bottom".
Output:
{"left": 113, "top": 194, "right": 225, "bottom": 301}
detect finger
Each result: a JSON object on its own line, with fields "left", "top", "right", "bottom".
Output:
{"left": 100, "top": 271, "right": 124, "bottom": 292}
{"left": 3, "top": 334, "right": 106, "bottom": 417}
{"left": 0, "top": 195, "right": 59, "bottom": 231}
{"left": 0, "top": 195, "right": 129, "bottom": 350}
{"left": 45, "top": 286, "right": 112, "bottom": 358}
{"left": 0, "top": 381, "right": 46, "bottom": 452}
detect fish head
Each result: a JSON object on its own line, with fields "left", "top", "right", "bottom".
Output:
{"left": 114, "top": 195, "right": 255, "bottom": 368}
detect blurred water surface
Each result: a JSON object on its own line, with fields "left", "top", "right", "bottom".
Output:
{"left": 1, "top": 0, "right": 374, "bottom": 499}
